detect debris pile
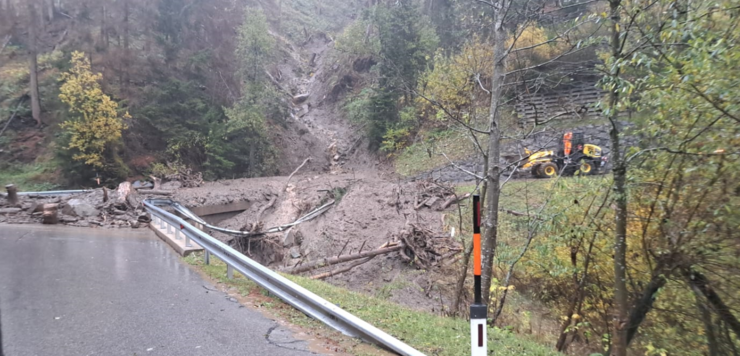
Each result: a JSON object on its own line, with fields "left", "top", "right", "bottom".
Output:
{"left": 413, "top": 180, "right": 470, "bottom": 211}
{"left": 164, "top": 166, "right": 204, "bottom": 188}
{"left": 0, "top": 182, "right": 161, "bottom": 228}
{"left": 398, "top": 223, "right": 462, "bottom": 270}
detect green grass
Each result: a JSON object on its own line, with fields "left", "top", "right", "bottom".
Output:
{"left": 0, "top": 161, "right": 61, "bottom": 192}
{"left": 183, "top": 252, "right": 561, "bottom": 356}
{"left": 395, "top": 129, "right": 485, "bottom": 177}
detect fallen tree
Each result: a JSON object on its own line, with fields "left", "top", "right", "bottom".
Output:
{"left": 284, "top": 242, "right": 404, "bottom": 275}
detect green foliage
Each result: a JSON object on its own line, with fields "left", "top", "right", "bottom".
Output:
{"left": 156, "top": 0, "right": 191, "bottom": 62}
{"left": 335, "top": 18, "right": 381, "bottom": 57}
{"left": 58, "top": 51, "right": 128, "bottom": 180}
{"left": 375, "top": 1, "right": 438, "bottom": 91}
{"left": 136, "top": 78, "right": 278, "bottom": 180}
{"left": 341, "top": 2, "right": 438, "bottom": 152}
{"left": 380, "top": 106, "right": 418, "bottom": 153}
{"left": 0, "top": 161, "right": 61, "bottom": 191}
{"left": 236, "top": 8, "right": 274, "bottom": 83}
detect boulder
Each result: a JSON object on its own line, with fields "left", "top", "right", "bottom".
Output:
{"left": 289, "top": 246, "right": 302, "bottom": 259}
{"left": 283, "top": 228, "right": 295, "bottom": 247}
{"left": 0, "top": 208, "right": 22, "bottom": 215}
{"left": 62, "top": 199, "right": 99, "bottom": 217}
{"left": 132, "top": 180, "right": 153, "bottom": 189}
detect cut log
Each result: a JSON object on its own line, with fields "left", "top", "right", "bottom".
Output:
{"left": 42, "top": 203, "right": 59, "bottom": 224}
{"left": 5, "top": 184, "right": 18, "bottom": 205}
{"left": 292, "top": 93, "right": 310, "bottom": 104}
{"left": 285, "top": 243, "right": 403, "bottom": 274}
{"left": 150, "top": 176, "right": 162, "bottom": 190}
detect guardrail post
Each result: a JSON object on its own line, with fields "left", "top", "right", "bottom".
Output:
{"left": 175, "top": 228, "right": 181, "bottom": 240}
{"left": 159, "top": 218, "right": 165, "bottom": 229}
{"left": 204, "top": 250, "right": 210, "bottom": 265}
{"left": 166, "top": 223, "right": 173, "bottom": 234}
{"left": 227, "top": 265, "right": 234, "bottom": 280}
{"left": 185, "top": 232, "right": 192, "bottom": 248}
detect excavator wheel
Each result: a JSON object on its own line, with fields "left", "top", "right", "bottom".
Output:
{"left": 579, "top": 160, "right": 595, "bottom": 176}
{"left": 541, "top": 162, "right": 559, "bottom": 178}
{"left": 532, "top": 164, "right": 544, "bottom": 178}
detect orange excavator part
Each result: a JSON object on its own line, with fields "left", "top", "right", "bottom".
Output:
{"left": 563, "top": 132, "right": 573, "bottom": 156}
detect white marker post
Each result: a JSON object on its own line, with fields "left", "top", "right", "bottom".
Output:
{"left": 471, "top": 195, "right": 487, "bottom": 356}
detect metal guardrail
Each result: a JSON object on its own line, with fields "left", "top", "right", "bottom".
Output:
{"left": 168, "top": 199, "right": 335, "bottom": 237}
{"left": 143, "top": 198, "right": 426, "bottom": 356}
{"left": 18, "top": 189, "right": 93, "bottom": 196}
{"left": 1, "top": 189, "right": 92, "bottom": 198}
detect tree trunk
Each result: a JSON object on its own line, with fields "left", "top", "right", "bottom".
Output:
{"left": 122, "top": 0, "right": 130, "bottom": 93}
{"left": 624, "top": 272, "right": 666, "bottom": 345}
{"left": 607, "top": 1, "right": 628, "bottom": 355}
{"left": 481, "top": 5, "right": 508, "bottom": 306}
{"left": 46, "top": 0, "right": 54, "bottom": 21}
{"left": 693, "top": 286, "right": 720, "bottom": 356}
{"left": 686, "top": 269, "right": 740, "bottom": 339}
{"left": 5, "top": 184, "right": 18, "bottom": 205}
{"left": 27, "top": 1, "right": 42, "bottom": 127}
{"left": 100, "top": 4, "right": 107, "bottom": 50}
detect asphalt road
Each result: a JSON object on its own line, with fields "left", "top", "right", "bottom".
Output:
{"left": 0, "top": 224, "right": 314, "bottom": 356}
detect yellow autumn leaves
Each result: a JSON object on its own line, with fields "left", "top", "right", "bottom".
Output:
{"left": 59, "top": 51, "right": 128, "bottom": 169}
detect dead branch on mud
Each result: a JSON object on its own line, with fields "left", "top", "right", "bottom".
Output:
{"left": 309, "top": 241, "right": 393, "bottom": 280}
{"left": 254, "top": 157, "right": 312, "bottom": 225}
{"left": 310, "top": 257, "right": 375, "bottom": 280}
{"left": 284, "top": 242, "right": 404, "bottom": 274}
{"left": 413, "top": 180, "right": 467, "bottom": 211}
{"left": 285, "top": 157, "right": 311, "bottom": 191}
{"left": 398, "top": 223, "right": 462, "bottom": 270}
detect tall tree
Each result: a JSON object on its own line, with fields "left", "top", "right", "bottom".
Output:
{"left": 603, "top": 0, "right": 628, "bottom": 354}
{"left": 27, "top": 0, "right": 42, "bottom": 127}
{"left": 59, "top": 51, "right": 128, "bottom": 170}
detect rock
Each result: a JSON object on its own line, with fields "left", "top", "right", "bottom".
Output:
{"left": 283, "top": 228, "right": 295, "bottom": 247}
{"left": 130, "top": 220, "right": 141, "bottom": 229}
{"left": 423, "top": 197, "right": 440, "bottom": 208}
{"left": 137, "top": 213, "right": 152, "bottom": 223}
{"left": 62, "top": 199, "right": 99, "bottom": 217}
{"left": 289, "top": 246, "right": 302, "bottom": 259}
{"left": 132, "top": 180, "right": 153, "bottom": 189}
{"left": 0, "top": 208, "right": 22, "bottom": 214}
{"left": 162, "top": 181, "right": 182, "bottom": 190}
{"left": 60, "top": 215, "right": 79, "bottom": 223}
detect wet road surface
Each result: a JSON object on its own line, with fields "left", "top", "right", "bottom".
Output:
{"left": 0, "top": 224, "right": 314, "bottom": 356}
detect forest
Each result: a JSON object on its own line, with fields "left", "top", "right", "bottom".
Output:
{"left": 1, "top": 0, "right": 739, "bottom": 355}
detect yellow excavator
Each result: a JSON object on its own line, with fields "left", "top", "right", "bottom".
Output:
{"left": 522, "top": 131, "right": 606, "bottom": 178}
